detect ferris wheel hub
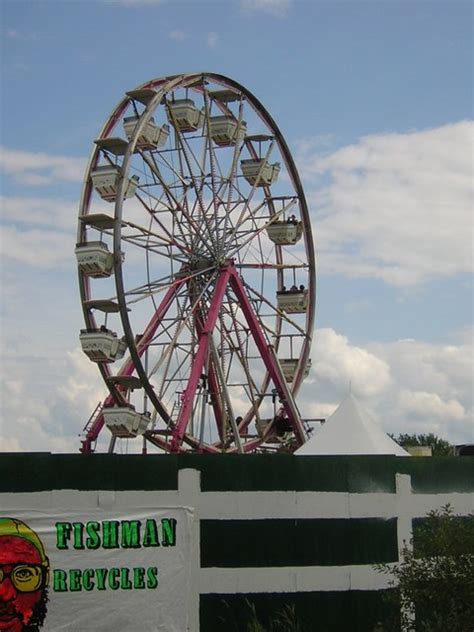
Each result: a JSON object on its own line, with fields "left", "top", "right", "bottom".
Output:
{"left": 189, "top": 256, "right": 215, "bottom": 272}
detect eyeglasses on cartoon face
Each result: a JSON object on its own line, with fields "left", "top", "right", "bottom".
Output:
{"left": 0, "top": 564, "right": 48, "bottom": 593}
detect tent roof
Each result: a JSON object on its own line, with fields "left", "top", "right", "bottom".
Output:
{"left": 295, "top": 392, "right": 410, "bottom": 456}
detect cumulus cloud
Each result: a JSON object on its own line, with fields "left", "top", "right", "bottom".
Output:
{"left": 398, "top": 389, "right": 465, "bottom": 421}
{"left": 0, "top": 347, "right": 104, "bottom": 453}
{"left": 299, "top": 327, "right": 473, "bottom": 444}
{"left": 309, "top": 328, "right": 392, "bottom": 398}
{"left": 0, "top": 195, "right": 112, "bottom": 268}
{"left": 0, "top": 147, "right": 86, "bottom": 186}
{"left": 1, "top": 196, "right": 78, "bottom": 231}
{"left": 2, "top": 323, "right": 470, "bottom": 453}
{"left": 0, "top": 225, "right": 73, "bottom": 267}
{"left": 299, "top": 121, "right": 474, "bottom": 286}
{"left": 241, "top": 0, "right": 292, "bottom": 17}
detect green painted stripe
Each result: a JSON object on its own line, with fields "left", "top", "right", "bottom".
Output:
{"left": 398, "top": 457, "right": 474, "bottom": 493}
{"left": 181, "top": 453, "right": 398, "bottom": 492}
{"left": 1, "top": 453, "right": 473, "bottom": 494}
{"left": 0, "top": 454, "right": 178, "bottom": 492}
{"left": 200, "top": 518, "right": 398, "bottom": 567}
{"left": 200, "top": 590, "right": 398, "bottom": 632}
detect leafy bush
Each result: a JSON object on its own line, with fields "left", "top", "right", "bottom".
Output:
{"left": 376, "top": 504, "right": 474, "bottom": 631}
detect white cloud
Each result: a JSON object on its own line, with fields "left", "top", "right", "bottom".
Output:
{"left": 0, "top": 347, "right": 104, "bottom": 453}
{"left": 169, "top": 29, "right": 187, "bottom": 41}
{"left": 398, "top": 389, "right": 465, "bottom": 421}
{"left": 0, "top": 224, "right": 72, "bottom": 267}
{"left": 299, "top": 121, "right": 474, "bottom": 286}
{"left": 1, "top": 196, "right": 79, "bottom": 231}
{"left": 57, "top": 349, "right": 107, "bottom": 414}
{"left": 309, "top": 328, "right": 392, "bottom": 398}
{"left": 206, "top": 31, "right": 218, "bottom": 49}
{"left": 0, "top": 194, "right": 111, "bottom": 268}
{"left": 0, "top": 147, "right": 86, "bottom": 186}
{"left": 299, "top": 327, "right": 474, "bottom": 444}
{"left": 0, "top": 437, "right": 22, "bottom": 451}
{"left": 241, "top": 0, "right": 291, "bottom": 17}
{"left": 1, "top": 327, "right": 472, "bottom": 452}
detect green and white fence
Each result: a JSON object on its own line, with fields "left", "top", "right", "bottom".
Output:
{"left": 1, "top": 454, "right": 473, "bottom": 631}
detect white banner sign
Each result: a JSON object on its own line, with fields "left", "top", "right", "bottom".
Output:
{"left": 0, "top": 504, "right": 193, "bottom": 631}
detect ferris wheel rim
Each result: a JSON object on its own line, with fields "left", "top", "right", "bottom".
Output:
{"left": 78, "top": 71, "right": 316, "bottom": 453}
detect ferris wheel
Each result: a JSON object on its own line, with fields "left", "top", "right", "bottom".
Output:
{"left": 77, "top": 72, "right": 316, "bottom": 454}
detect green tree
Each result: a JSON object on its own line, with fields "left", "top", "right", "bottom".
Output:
{"left": 393, "top": 433, "right": 453, "bottom": 456}
{"left": 376, "top": 505, "right": 474, "bottom": 631}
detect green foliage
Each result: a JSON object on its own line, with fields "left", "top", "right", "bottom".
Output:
{"left": 376, "top": 505, "right": 474, "bottom": 631}
{"left": 220, "top": 600, "right": 304, "bottom": 632}
{"left": 269, "top": 604, "right": 304, "bottom": 632}
{"left": 393, "top": 433, "right": 453, "bottom": 456}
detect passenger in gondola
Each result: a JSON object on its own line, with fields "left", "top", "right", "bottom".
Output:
{"left": 274, "top": 415, "right": 292, "bottom": 436}
{"left": 290, "top": 285, "right": 298, "bottom": 292}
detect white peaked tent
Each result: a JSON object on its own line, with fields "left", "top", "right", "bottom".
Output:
{"left": 295, "top": 392, "right": 410, "bottom": 456}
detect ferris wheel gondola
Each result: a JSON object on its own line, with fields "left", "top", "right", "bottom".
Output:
{"left": 77, "top": 72, "right": 316, "bottom": 454}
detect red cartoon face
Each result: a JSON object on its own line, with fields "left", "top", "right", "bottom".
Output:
{"left": 0, "top": 536, "right": 46, "bottom": 632}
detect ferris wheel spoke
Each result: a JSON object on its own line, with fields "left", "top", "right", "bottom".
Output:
{"left": 221, "top": 100, "right": 247, "bottom": 249}
{"left": 202, "top": 92, "right": 246, "bottom": 255}
{"left": 226, "top": 198, "right": 299, "bottom": 261}
{"left": 228, "top": 268, "right": 306, "bottom": 443}
{"left": 224, "top": 296, "right": 262, "bottom": 419}
{"left": 121, "top": 274, "right": 190, "bottom": 305}
{"left": 79, "top": 279, "right": 186, "bottom": 450}
{"left": 236, "top": 262, "right": 309, "bottom": 270}
{"left": 147, "top": 271, "right": 218, "bottom": 381}
{"left": 127, "top": 194, "right": 194, "bottom": 256}
{"left": 224, "top": 140, "right": 276, "bottom": 246}
{"left": 167, "top": 106, "right": 219, "bottom": 254}
{"left": 137, "top": 151, "right": 212, "bottom": 254}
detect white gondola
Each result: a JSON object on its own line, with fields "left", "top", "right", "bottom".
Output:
{"left": 241, "top": 159, "right": 280, "bottom": 186}
{"left": 103, "top": 406, "right": 150, "bottom": 438}
{"left": 80, "top": 328, "right": 127, "bottom": 363}
{"left": 75, "top": 241, "right": 114, "bottom": 278}
{"left": 167, "top": 99, "right": 204, "bottom": 132}
{"left": 266, "top": 220, "right": 303, "bottom": 245}
{"left": 91, "top": 165, "right": 139, "bottom": 203}
{"left": 279, "top": 358, "right": 312, "bottom": 383}
{"left": 208, "top": 115, "right": 247, "bottom": 146}
{"left": 123, "top": 116, "right": 170, "bottom": 151}
{"left": 277, "top": 289, "right": 308, "bottom": 313}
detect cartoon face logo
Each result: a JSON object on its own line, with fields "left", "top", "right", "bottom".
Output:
{"left": 0, "top": 519, "right": 49, "bottom": 632}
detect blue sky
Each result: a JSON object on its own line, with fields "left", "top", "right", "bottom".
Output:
{"left": 1, "top": 0, "right": 473, "bottom": 452}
